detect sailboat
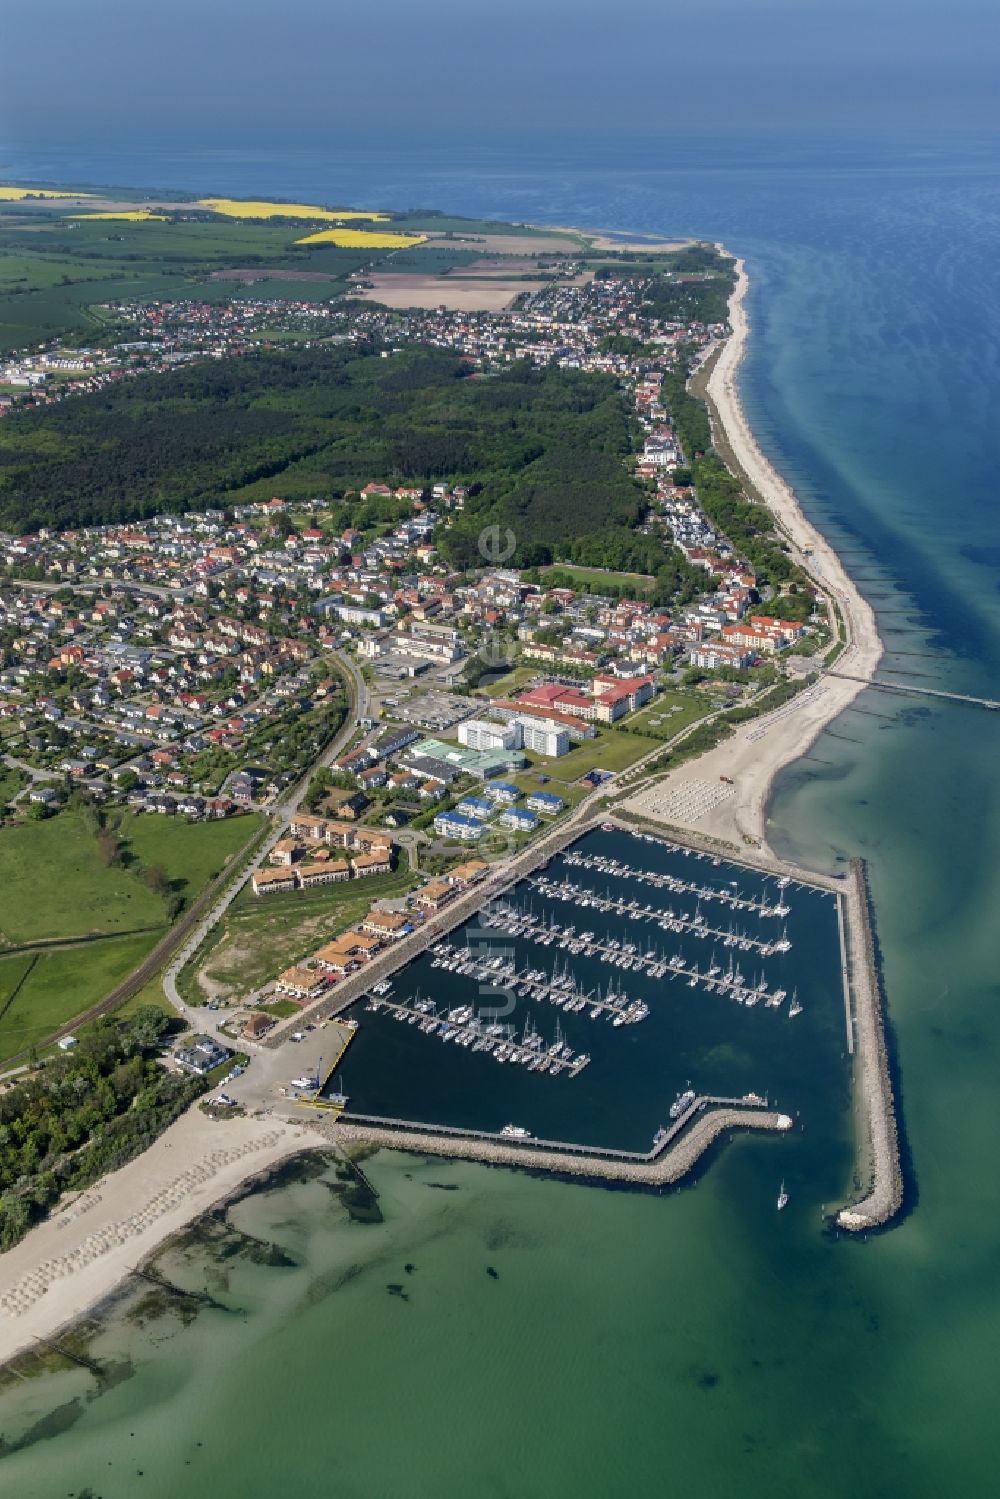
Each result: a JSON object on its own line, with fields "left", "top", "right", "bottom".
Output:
{"left": 777, "top": 1180, "right": 789, "bottom": 1211}
{"left": 788, "top": 988, "right": 803, "bottom": 1019}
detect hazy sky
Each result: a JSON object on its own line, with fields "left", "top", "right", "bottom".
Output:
{"left": 3, "top": 0, "right": 998, "bottom": 141}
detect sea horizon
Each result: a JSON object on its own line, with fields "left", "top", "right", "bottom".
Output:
{"left": 2, "top": 129, "right": 1000, "bottom": 1495}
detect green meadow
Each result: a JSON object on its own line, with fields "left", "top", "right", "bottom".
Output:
{"left": 0, "top": 933, "right": 158, "bottom": 1063}
{"left": 0, "top": 809, "right": 261, "bottom": 948}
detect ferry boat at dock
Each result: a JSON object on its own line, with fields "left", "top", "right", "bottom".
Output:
{"left": 669, "top": 1088, "right": 697, "bottom": 1120}
{"left": 501, "top": 1124, "right": 532, "bottom": 1139}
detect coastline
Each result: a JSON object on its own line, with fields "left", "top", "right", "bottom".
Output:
{"left": 0, "top": 1112, "right": 322, "bottom": 1368}
{"left": 0, "top": 243, "right": 895, "bottom": 1370}
{"left": 690, "top": 255, "right": 884, "bottom": 852}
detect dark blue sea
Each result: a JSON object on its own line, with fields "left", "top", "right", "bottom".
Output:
{"left": 2, "top": 131, "right": 1000, "bottom": 1496}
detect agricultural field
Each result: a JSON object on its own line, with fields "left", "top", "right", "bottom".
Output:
{"left": 0, "top": 194, "right": 532, "bottom": 355}
{"left": 196, "top": 198, "right": 389, "bottom": 222}
{"left": 0, "top": 188, "right": 88, "bottom": 202}
{"left": 78, "top": 211, "right": 168, "bottom": 222}
{"left": 181, "top": 862, "right": 417, "bottom": 1006}
{"left": 295, "top": 228, "right": 426, "bottom": 249}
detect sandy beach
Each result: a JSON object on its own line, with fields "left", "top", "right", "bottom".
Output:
{"left": 0, "top": 1111, "right": 320, "bottom": 1367}
{"left": 0, "top": 249, "right": 887, "bottom": 1365}
{"left": 623, "top": 257, "right": 883, "bottom": 852}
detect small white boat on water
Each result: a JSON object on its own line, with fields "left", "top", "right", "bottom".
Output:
{"left": 777, "top": 1180, "right": 789, "bottom": 1211}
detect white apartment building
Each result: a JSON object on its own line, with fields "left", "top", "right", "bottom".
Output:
{"left": 458, "top": 718, "right": 522, "bottom": 753}
{"left": 515, "top": 716, "right": 569, "bottom": 757}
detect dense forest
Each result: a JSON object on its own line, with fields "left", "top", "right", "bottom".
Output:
{"left": 0, "top": 1009, "right": 204, "bottom": 1250}
{"left": 0, "top": 343, "right": 697, "bottom": 598}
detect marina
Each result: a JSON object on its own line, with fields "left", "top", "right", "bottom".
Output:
{"left": 328, "top": 825, "right": 849, "bottom": 1153}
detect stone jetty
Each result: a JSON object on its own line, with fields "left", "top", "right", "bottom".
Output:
{"left": 328, "top": 1102, "right": 793, "bottom": 1188}
{"left": 836, "top": 858, "right": 903, "bottom": 1230}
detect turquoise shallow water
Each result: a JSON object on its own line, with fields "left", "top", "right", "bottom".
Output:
{"left": 3, "top": 131, "right": 1000, "bottom": 1495}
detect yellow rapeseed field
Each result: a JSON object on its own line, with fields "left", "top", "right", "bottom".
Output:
{"left": 294, "top": 228, "right": 427, "bottom": 249}
{"left": 197, "top": 198, "right": 389, "bottom": 222}
{"left": 0, "top": 186, "right": 91, "bottom": 201}
{"left": 77, "top": 210, "right": 169, "bottom": 222}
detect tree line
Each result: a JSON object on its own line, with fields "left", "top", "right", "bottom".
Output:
{"left": 0, "top": 1009, "right": 202, "bottom": 1251}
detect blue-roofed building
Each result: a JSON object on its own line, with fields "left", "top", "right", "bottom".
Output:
{"left": 499, "top": 807, "right": 539, "bottom": 833}
{"left": 483, "top": 781, "right": 520, "bottom": 805}
{"left": 434, "top": 810, "right": 485, "bottom": 842}
{"left": 526, "top": 790, "right": 565, "bottom": 815}
{"left": 455, "top": 795, "right": 494, "bottom": 821}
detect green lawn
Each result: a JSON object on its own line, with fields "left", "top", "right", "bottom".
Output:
{"left": 0, "top": 812, "right": 168, "bottom": 946}
{"left": 621, "top": 691, "right": 709, "bottom": 742}
{"left": 537, "top": 563, "right": 655, "bottom": 594}
{"left": 0, "top": 932, "right": 158, "bottom": 1063}
{"left": 508, "top": 771, "right": 590, "bottom": 812}
{"left": 123, "top": 811, "right": 264, "bottom": 901}
{"left": 478, "top": 665, "right": 539, "bottom": 698}
{"left": 0, "top": 765, "right": 26, "bottom": 806}
{"left": 530, "top": 726, "right": 660, "bottom": 783}
{"left": 183, "top": 863, "right": 418, "bottom": 1005}
{"left": 0, "top": 809, "right": 263, "bottom": 948}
